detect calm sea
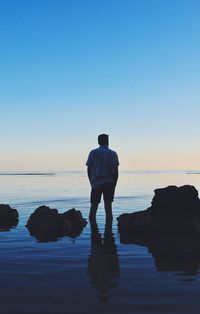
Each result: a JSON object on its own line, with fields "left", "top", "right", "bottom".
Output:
{"left": 0, "top": 170, "right": 200, "bottom": 314}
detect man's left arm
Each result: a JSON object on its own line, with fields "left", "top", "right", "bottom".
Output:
{"left": 113, "top": 166, "right": 118, "bottom": 186}
{"left": 87, "top": 166, "right": 92, "bottom": 185}
{"left": 112, "top": 152, "right": 119, "bottom": 186}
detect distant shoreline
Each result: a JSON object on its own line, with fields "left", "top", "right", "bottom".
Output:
{"left": 0, "top": 170, "right": 200, "bottom": 176}
{"left": 0, "top": 172, "right": 55, "bottom": 176}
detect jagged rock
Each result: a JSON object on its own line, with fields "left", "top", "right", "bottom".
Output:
{"left": 0, "top": 204, "right": 19, "bottom": 230}
{"left": 117, "top": 185, "right": 200, "bottom": 236}
{"left": 26, "top": 206, "right": 87, "bottom": 241}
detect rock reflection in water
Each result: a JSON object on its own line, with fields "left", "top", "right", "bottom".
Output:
{"left": 87, "top": 219, "right": 120, "bottom": 303}
{"left": 120, "top": 233, "right": 200, "bottom": 275}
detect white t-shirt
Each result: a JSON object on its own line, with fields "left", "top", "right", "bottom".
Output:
{"left": 86, "top": 145, "right": 119, "bottom": 188}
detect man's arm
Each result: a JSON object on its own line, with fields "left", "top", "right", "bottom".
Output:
{"left": 112, "top": 152, "right": 119, "bottom": 186}
{"left": 87, "top": 166, "right": 92, "bottom": 185}
{"left": 86, "top": 151, "right": 92, "bottom": 185}
{"left": 113, "top": 166, "right": 118, "bottom": 186}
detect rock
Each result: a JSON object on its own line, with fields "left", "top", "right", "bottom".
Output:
{"left": 151, "top": 185, "right": 200, "bottom": 219}
{"left": 0, "top": 204, "right": 19, "bottom": 230}
{"left": 117, "top": 185, "right": 200, "bottom": 236}
{"left": 26, "top": 206, "right": 87, "bottom": 241}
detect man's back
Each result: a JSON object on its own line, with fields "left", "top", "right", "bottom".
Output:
{"left": 86, "top": 146, "right": 119, "bottom": 188}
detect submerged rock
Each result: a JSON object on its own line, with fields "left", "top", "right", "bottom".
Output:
{"left": 26, "top": 206, "right": 87, "bottom": 241}
{"left": 117, "top": 185, "right": 200, "bottom": 236}
{"left": 0, "top": 204, "right": 19, "bottom": 230}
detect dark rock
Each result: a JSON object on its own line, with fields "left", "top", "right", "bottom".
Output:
{"left": 0, "top": 204, "right": 19, "bottom": 230}
{"left": 26, "top": 206, "right": 87, "bottom": 242}
{"left": 151, "top": 185, "right": 200, "bottom": 219}
{"left": 117, "top": 185, "right": 200, "bottom": 236}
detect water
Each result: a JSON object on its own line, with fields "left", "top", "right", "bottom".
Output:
{"left": 0, "top": 170, "right": 200, "bottom": 314}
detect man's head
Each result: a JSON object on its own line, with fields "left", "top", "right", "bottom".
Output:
{"left": 98, "top": 134, "right": 109, "bottom": 146}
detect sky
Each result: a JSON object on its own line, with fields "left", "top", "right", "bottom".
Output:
{"left": 0, "top": 0, "right": 200, "bottom": 171}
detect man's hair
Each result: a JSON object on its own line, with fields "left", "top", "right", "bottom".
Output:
{"left": 98, "top": 134, "right": 109, "bottom": 146}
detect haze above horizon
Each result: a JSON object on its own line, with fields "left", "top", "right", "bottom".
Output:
{"left": 1, "top": 0, "right": 200, "bottom": 171}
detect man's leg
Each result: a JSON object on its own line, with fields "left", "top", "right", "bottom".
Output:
{"left": 89, "top": 186, "right": 102, "bottom": 220}
{"left": 89, "top": 203, "right": 98, "bottom": 220}
{"left": 104, "top": 201, "right": 113, "bottom": 223}
{"left": 103, "top": 182, "right": 115, "bottom": 223}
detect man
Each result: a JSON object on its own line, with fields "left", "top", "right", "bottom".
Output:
{"left": 86, "top": 134, "right": 119, "bottom": 221}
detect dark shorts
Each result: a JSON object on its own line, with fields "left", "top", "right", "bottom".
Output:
{"left": 90, "top": 182, "right": 115, "bottom": 204}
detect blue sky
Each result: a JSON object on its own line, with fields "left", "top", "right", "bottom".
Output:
{"left": 0, "top": 0, "right": 200, "bottom": 170}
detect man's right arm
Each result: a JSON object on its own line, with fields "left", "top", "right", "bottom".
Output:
{"left": 86, "top": 151, "right": 93, "bottom": 185}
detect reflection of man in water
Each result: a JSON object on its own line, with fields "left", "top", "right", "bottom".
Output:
{"left": 87, "top": 219, "right": 120, "bottom": 302}
{"left": 86, "top": 134, "right": 119, "bottom": 221}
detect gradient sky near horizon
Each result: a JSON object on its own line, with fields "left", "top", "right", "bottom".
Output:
{"left": 0, "top": 0, "right": 200, "bottom": 171}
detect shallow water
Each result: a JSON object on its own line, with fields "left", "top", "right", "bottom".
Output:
{"left": 0, "top": 170, "right": 200, "bottom": 314}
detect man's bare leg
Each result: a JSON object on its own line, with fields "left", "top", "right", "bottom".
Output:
{"left": 104, "top": 201, "right": 113, "bottom": 223}
{"left": 89, "top": 203, "right": 98, "bottom": 220}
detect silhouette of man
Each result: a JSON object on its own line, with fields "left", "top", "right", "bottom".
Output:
{"left": 86, "top": 134, "right": 119, "bottom": 221}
